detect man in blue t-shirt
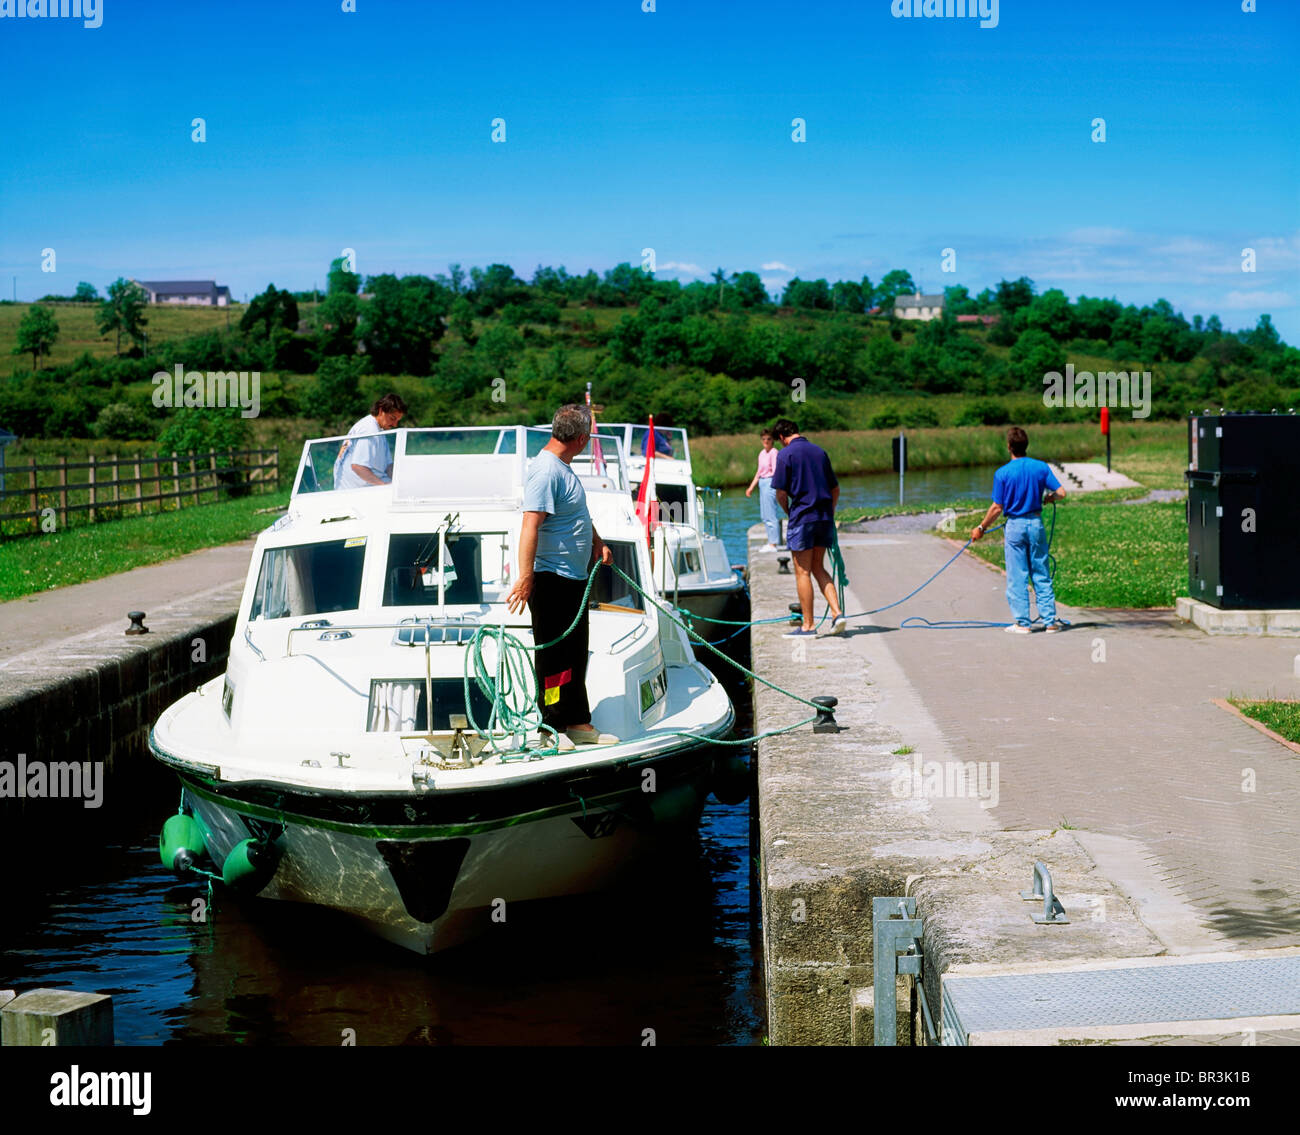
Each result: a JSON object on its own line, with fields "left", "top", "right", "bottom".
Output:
{"left": 770, "top": 418, "right": 845, "bottom": 637}
{"left": 970, "top": 426, "right": 1067, "bottom": 633}
{"left": 505, "top": 404, "right": 617, "bottom": 749}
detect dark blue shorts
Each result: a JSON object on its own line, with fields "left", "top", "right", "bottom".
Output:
{"left": 787, "top": 518, "right": 835, "bottom": 552}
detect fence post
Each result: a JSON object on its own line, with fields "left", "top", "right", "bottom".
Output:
{"left": 208, "top": 448, "right": 217, "bottom": 503}
{"left": 172, "top": 452, "right": 180, "bottom": 509}
{"left": 58, "top": 456, "right": 68, "bottom": 527}
{"left": 28, "top": 459, "right": 37, "bottom": 526}
{"left": 111, "top": 454, "right": 121, "bottom": 507}
{"left": 88, "top": 454, "right": 96, "bottom": 523}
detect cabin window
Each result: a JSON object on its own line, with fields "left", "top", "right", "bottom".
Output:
{"left": 589, "top": 540, "right": 644, "bottom": 611}
{"left": 250, "top": 538, "right": 366, "bottom": 620}
{"left": 383, "top": 532, "right": 510, "bottom": 607}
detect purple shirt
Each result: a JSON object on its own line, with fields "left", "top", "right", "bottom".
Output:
{"left": 771, "top": 437, "right": 838, "bottom": 527}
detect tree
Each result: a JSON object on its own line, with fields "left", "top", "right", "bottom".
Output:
{"left": 729, "top": 271, "right": 770, "bottom": 308}
{"left": 360, "top": 273, "right": 453, "bottom": 374}
{"left": 240, "top": 283, "right": 300, "bottom": 339}
{"left": 831, "top": 280, "right": 866, "bottom": 313}
{"left": 74, "top": 281, "right": 99, "bottom": 303}
{"left": 302, "top": 357, "right": 365, "bottom": 429}
{"left": 943, "top": 284, "right": 976, "bottom": 315}
{"left": 994, "top": 276, "right": 1036, "bottom": 317}
{"left": 96, "top": 278, "right": 148, "bottom": 356}
{"left": 782, "top": 277, "right": 832, "bottom": 309}
{"left": 876, "top": 269, "right": 917, "bottom": 309}
{"left": 327, "top": 256, "right": 361, "bottom": 296}
{"left": 1009, "top": 328, "right": 1066, "bottom": 382}
{"left": 14, "top": 304, "right": 59, "bottom": 370}
{"left": 1024, "top": 288, "right": 1076, "bottom": 341}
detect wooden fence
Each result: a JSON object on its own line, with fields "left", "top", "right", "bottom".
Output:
{"left": 0, "top": 447, "right": 279, "bottom": 538}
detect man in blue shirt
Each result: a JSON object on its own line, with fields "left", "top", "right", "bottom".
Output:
{"left": 770, "top": 418, "right": 845, "bottom": 636}
{"left": 970, "top": 427, "right": 1067, "bottom": 633}
{"left": 505, "top": 404, "right": 617, "bottom": 748}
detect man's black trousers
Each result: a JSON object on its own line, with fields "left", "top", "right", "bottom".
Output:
{"left": 529, "top": 571, "right": 591, "bottom": 731}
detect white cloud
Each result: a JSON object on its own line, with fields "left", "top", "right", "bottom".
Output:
{"left": 761, "top": 261, "right": 794, "bottom": 273}
{"left": 657, "top": 261, "right": 703, "bottom": 275}
{"left": 1218, "top": 289, "right": 1295, "bottom": 310}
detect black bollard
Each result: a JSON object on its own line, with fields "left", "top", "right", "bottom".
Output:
{"left": 812, "top": 695, "right": 840, "bottom": 733}
{"left": 126, "top": 611, "right": 149, "bottom": 635}
{"left": 778, "top": 556, "right": 791, "bottom": 574}
{"left": 788, "top": 602, "right": 804, "bottom": 626}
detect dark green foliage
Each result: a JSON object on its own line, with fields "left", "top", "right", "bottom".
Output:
{"left": 93, "top": 401, "right": 155, "bottom": 440}
{"left": 301, "top": 357, "right": 366, "bottom": 431}
{"left": 954, "top": 399, "right": 1010, "bottom": 427}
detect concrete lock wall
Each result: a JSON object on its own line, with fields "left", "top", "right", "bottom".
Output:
{"left": 0, "top": 584, "right": 241, "bottom": 895}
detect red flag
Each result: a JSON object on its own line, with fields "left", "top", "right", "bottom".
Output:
{"left": 634, "top": 416, "right": 659, "bottom": 545}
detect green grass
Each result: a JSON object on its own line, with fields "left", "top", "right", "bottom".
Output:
{"left": 947, "top": 496, "right": 1186, "bottom": 608}
{"left": 692, "top": 420, "right": 1186, "bottom": 487}
{"left": 1229, "top": 699, "right": 1300, "bottom": 744}
{"left": 0, "top": 488, "right": 289, "bottom": 600}
{"left": 0, "top": 301, "right": 244, "bottom": 369}
{"left": 891, "top": 745, "right": 914, "bottom": 755}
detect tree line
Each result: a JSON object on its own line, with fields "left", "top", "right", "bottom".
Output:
{"left": 4, "top": 259, "right": 1296, "bottom": 446}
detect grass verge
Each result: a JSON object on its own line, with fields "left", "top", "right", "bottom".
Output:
{"left": 1228, "top": 699, "right": 1300, "bottom": 745}
{"left": 0, "top": 489, "right": 289, "bottom": 601}
{"left": 943, "top": 496, "right": 1186, "bottom": 608}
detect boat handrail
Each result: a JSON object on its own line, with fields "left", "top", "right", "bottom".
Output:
{"left": 282, "top": 616, "right": 510, "bottom": 657}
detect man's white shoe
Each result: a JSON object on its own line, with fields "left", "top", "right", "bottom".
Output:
{"left": 1004, "top": 623, "right": 1031, "bottom": 634}
{"left": 760, "top": 543, "right": 778, "bottom": 553}
{"left": 553, "top": 732, "right": 576, "bottom": 751}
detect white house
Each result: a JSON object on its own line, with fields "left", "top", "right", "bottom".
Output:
{"left": 133, "top": 280, "right": 231, "bottom": 306}
{"left": 892, "top": 292, "right": 945, "bottom": 321}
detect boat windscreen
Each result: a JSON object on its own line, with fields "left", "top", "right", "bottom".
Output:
{"left": 383, "top": 532, "right": 510, "bottom": 607}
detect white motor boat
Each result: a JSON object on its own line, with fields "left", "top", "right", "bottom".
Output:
{"left": 150, "top": 426, "right": 736, "bottom": 955}
{"left": 594, "top": 422, "right": 747, "bottom": 637}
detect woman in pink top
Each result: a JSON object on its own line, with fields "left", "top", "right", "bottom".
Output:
{"left": 745, "top": 429, "right": 782, "bottom": 550}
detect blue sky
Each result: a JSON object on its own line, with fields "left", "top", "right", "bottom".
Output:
{"left": 1, "top": 0, "right": 1297, "bottom": 339}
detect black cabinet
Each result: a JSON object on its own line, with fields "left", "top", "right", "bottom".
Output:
{"left": 1186, "top": 414, "right": 1300, "bottom": 609}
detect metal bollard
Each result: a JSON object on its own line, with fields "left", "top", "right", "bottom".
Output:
{"left": 812, "top": 695, "right": 840, "bottom": 733}
{"left": 125, "top": 611, "right": 149, "bottom": 635}
{"left": 777, "top": 556, "right": 791, "bottom": 574}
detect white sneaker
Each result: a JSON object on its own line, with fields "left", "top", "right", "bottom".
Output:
{"left": 552, "top": 732, "right": 576, "bottom": 752}
{"left": 1004, "top": 623, "right": 1030, "bottom": 634}
{"left": 760, "top": 543, "right": 777, "bottom": 553}
{"left": 825, "top": 615, "right": 846, "bottom": 636}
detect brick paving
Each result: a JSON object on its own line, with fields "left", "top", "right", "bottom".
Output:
{"left": 839, "top": 530, "right": 1300, "bottom": 949}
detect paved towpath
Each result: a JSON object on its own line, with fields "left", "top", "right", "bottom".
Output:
{"left": 834, "top": 526, "right": 1300, "bottom": 951}
{"left": 0, "top": 542, "right": 253, "bottom": 662}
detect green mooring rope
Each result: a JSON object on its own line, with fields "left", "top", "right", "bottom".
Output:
{"left": 460, "top": 558, "right": 826, "bottom": 761}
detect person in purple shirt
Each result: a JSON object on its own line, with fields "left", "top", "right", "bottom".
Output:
{"left": 970, "top": 426, "right": 1068, "bottom": 633}
{"left": 770, "top": 418, "right": 845, "bottom": 637}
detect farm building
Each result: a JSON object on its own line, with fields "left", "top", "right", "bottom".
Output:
{"left": 133, "top": 280, "right": 232, "bottom": 306}
{"left": 892, "top": 292, "right": 945, "bottom": 321}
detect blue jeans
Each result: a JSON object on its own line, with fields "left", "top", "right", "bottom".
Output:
{"left": 758, "top": 478, "right": 780, "bottom": 545}
{"left": 1004, "top": 516, "right": 1056, "bottom": 626}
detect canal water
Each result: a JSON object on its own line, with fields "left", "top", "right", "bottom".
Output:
{"left": 0, "top": 466, "right": 992, "bottom": 1047}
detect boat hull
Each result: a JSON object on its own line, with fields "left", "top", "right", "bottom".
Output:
{"left": 165, "top": 742, "right": 719, "bottom": 955}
